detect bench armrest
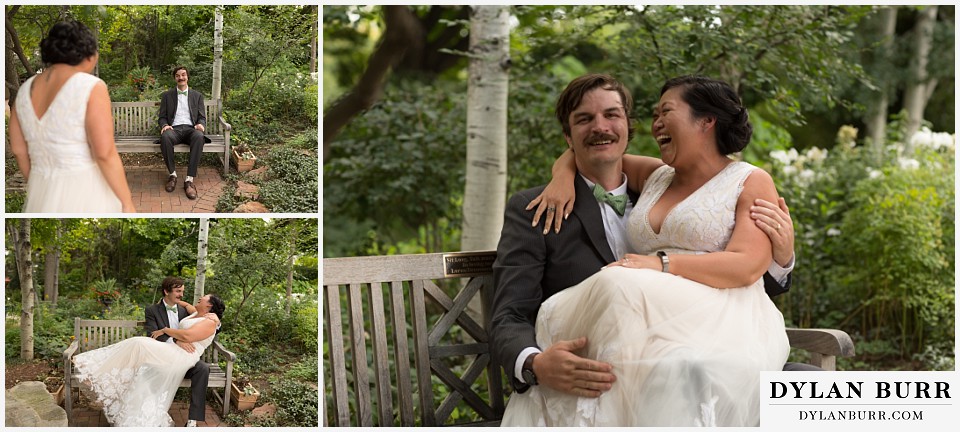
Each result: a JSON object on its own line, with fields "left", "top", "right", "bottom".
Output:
{"left": 786, "top": 328, "right": 856, "bottom": 358}
{"left": 218, "top": 115, "right": 232, "bottom": 132}
{"left": 63, "top": 340, "right": 80, "bottom": 361}
{"left": 212, "top": 340, "right": 236, "bottom": 362}
{"left": 786, "top": 328, "right": 855, "bottom": 371}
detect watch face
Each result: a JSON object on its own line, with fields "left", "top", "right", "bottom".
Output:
{"left": 522, "top": 368, "right": 537, "bottom": 385}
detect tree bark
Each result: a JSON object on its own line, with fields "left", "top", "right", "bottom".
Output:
{"left": 212, "top": 7, "right": 223, "bottom": 101}
{"left": 195, "top": 218, "right": 209, "bottom": 303}
{"left": 902, "top": 5, "right": 938, "bottom": 149}
{"left": 6, "top": 6, "right": 35, "bottom": 102}
{"left": 322, "top": 5, "right": 421, "bottom": 161}
{"left": 864, "top": 6, "right": 898, "bottom": 162}
{"left": 9, "top": 219, "right": 35, "bottom": 360}
{"left": 461, "top": 6, "right": 510, "bottom": 321}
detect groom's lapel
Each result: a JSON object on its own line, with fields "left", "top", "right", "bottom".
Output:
{"left": 157, "top": 303, "right": 171, "bottom": 328}
{"left": 572, "top": 176, "right": 617, "bottom": 264}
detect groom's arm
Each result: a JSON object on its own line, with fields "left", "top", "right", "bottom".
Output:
{"left": 144, "top": 305, "right": 172, "bottom": 342}
{"left": 158, "top": 92, "right": 171, "bottom": 130}
{"left": 194, "top": 92, "right": 206, "bottom": 129}
{"left": 491, "top": 190, "right": 547, "bottom": 390}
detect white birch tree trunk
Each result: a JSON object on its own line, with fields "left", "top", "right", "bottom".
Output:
{"left": 212, "top": 7, "right": 224, "bottom": 101}
{"left": 195, "top": 218, "right": 209, "bottom": 302}
{"left": 902, "top": 5, "right": 938, "bottom": 150}
{"left": 461, "top": 6, "right": 510, "bottom": 252}
{"left": 462, "top": 6, "right": 510, "bottom": 322}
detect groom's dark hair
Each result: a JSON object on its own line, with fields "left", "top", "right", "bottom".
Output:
{"left": 555, "top": 73, "right": 635, "bottom": 142}
{"left": 172, "top": 66, "right": 188, "bottom": 78}
{"left": 160, "top": 276, "right": 185, "bottom": 295}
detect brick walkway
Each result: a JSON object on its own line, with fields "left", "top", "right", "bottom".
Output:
{"left": 125, "top": 166, "right": 225, "bottom": 213}
{"left": 69, "top": 401, "right": 226, "bottom": 427}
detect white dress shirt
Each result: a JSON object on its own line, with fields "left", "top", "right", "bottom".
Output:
{"left": 171, "top": 87, "right": 192, "bottom": 127}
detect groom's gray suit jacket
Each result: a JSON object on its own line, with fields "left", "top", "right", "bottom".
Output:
{"left": 490, "top": 175, "right": 792, "bottom": 393}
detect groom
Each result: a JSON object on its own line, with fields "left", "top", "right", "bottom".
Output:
{"left": 490, "top": 74, "right": 805, "bottom": 400}
{"left": 157, "top": 66, "right": 211, "bottom": 200}
{"left": 144, "top": 276, "right": 210, "bottom": 427}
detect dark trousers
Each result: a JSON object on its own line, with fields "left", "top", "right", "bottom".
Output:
{"left": 184, "top": 361, "right": 210, "bottom": 421}
{"left": 160, "top": 125, "right": 205, "bottom": 177}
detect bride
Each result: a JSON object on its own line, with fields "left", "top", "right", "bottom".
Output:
{"left": 72, "top": 294, "right": 225, "bottom": 427}
{"left": 8, "top": 19, "right": 135, "bottom": 213}
{"left": 502, "top": 75, "right": 790, "bottom": 426}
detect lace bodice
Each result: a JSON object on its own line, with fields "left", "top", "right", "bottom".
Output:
{"left": 179, "top": 313, "right": 217, "bottom": 352}
{"left": 14, "top": 73, "right": 103, "bottom": 175}
{"left": 627, "top": 162, "right": 757, "bottom": 256}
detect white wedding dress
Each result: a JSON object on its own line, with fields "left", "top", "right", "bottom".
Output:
{"left": 502, "top": 161, "right": 790, "bottom": 427}
{"left": 72, "top": 313, "right": 215, "bottom": 427}
{"left": 14, "top": 72, "right": 122, "bottom": 212}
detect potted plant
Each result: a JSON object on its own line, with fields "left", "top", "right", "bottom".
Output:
{"left": 44, "top": 376, "right": 64, "bottom": 406}
{"left": 232, "top": 144, "right": 257, "bottom": 173}
{"left": 231, "top": 373, "right": 260, "bottom": 410}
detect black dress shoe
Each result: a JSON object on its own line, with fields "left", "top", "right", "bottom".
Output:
{"left": 184, "top": 180, "right": 198, "bottom": 200}
{"left": 165, "top": 175, "right": 177, "bottom": 193}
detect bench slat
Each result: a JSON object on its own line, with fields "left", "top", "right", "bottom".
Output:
{"left": 368, "top": 283, "right": 394, "bottom": 425}
{"left": 389, "top": 280, "right": 415, "bottom": 426}
{"left": 410, "top": 279, "right": 436, "bottom": 426}
{"left": 324, "top": 284, "right": 351, "bottom": 426}
{"left": 347, "top": 283, "right": 373, "bottom": 426}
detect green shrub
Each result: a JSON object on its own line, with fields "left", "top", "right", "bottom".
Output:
{"left": 259, "top": 147, "right": 318, "bottom": 213}
{"left": 767, "top": 125, "right": 955, "bottom": 368}
{"left": 267, "top": 379, "right": 319, "bottom": 426}
{"left": 293, "top": 305, "right": 318, "bottom": 353}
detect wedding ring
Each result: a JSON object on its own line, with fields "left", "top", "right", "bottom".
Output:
{"left": 546, "top": 206, "right": 556, "bottom": 212}
{"left": 775, "top": 223, "right": 782, "bottom": 232}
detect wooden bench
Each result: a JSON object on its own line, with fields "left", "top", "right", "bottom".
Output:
{"left": 323, "top": 250, "right": 856, "bottom": 427}
{"left": 111, "top": 100, "right": 233, "bottom": 176}
{"left": 62, "top": 318, "right": 237, "bottom": 424}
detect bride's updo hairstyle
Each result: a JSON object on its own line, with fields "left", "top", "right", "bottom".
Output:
{"left": 208, "top": 294, "right": 226, "bottom": 320}
{"left": 39, "top": 20, "right": 98, "bottom": 66}
{"left": 660, "top": 75, "right": 752, "bottom": 155}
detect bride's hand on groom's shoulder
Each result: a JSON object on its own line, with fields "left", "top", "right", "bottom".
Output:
{"left": 527, "top": 182, "right": 575, "bottom": 235}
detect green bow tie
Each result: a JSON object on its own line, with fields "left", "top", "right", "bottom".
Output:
{"left": 592, "top": 184, "right": 628, "bottom": 216}
{"left": 177, "top": 90, "right": 188, "bottom": 96}
{"left": 165, "top": 305, "right": 178, "bottom": 312}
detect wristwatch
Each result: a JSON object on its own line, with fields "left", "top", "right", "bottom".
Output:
{"left": 521, "top": 353, "right": 539, "bottom": 386}
{"left": 657, "top": 250, "right": 670, "bottom": 273}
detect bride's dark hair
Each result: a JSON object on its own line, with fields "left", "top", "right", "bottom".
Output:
{"left": 39, "top": 20, "right": 98, "bottom": 66}
{"left": 207, "top": 294, "right": 226, "bottom": 320}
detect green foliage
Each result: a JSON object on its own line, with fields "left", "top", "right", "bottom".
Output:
{"left": 267, "top": 379, "right": 319, "bottom": 426}
{"left": 258, "top": 147, "right": 319, "bottom": 213}
{"left": 324, "top": 77, "right": 467, "bottom": 253}
{"left": 292, "top": 305, "right": 319, "bottom": 353}
{"left": 767, "top": 125, "right": 955, "bottom": 369}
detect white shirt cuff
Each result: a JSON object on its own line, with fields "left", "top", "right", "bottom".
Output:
{"left": 514, "top": 347, "right": 542, "bottom": 383}
{"left": 767, "top": 255, "right": 795, "bottom": 286}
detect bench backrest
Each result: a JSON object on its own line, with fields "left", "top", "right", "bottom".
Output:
{"left": 72, "top": 318, "right": 221, "bottom": 364}
{"left": 323, "top": 251, "right": 505, "bottom": 427}
{"left": 111, "top": 100, "right": 223, "bottom": 136}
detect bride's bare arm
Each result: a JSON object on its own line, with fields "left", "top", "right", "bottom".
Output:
{"left": 151, "top": 318, "right": 216, "bottom": 343}
{"left": 609, "top": 169, "right": 778, "bottom": 288}
{"left": 176, "top": 299, "right": 197, "bottom": 315}
{"left": 8, "top": 107, "right": 31, "bottom": 180}
{"left": 528, "top": 150, "right": 663, "bottom": 234}
{"left": 86, "top": 81, "right": 136, "bottom": 212}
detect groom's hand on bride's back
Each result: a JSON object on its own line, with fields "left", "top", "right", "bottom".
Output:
{"left": 535, "top": 337, "right": 615, "bottom": 398}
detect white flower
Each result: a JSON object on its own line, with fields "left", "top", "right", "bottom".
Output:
{"left": 770, "top": 150, "right": 791, "bottom": 165}
{"left": 804, "top": 147, "right": 828, "bottom": 163}
{"left": 827, "top": 228, "right": 842, "bottom": 236}
{"left": 899, "top": 158, "right": 920, "bottom": 170}
{"left": 799, "top": 169, "right": 815, "bottom": 181}
{"left": 782, "top": 165, "right": 797, "bottom": 176}
{"left": 868, "top": 169, "right": 883, "bottom": 179}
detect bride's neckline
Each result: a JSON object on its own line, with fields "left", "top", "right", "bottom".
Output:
{"left": 29, "top": 69, "right": 84, "bottom": 122}
{"left": 647, "top": 161, "right": 739, "bottom": 235}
